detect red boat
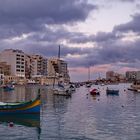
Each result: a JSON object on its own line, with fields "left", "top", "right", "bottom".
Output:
{"left": 90, "top": 88, "right": 100, "bottom": 96}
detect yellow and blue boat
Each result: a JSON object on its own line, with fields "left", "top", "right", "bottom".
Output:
{"left": 0, "top": 94, "right": 40, "bottom": 114}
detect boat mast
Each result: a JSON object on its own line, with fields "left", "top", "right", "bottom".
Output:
{"left": 88, "top": 66, "right": 90, "bottom": 81}
{"left": 58, "top": 45, "right": 61, "bottom": 84}
{"left": 58, "top": 45, "right": 60, "bottom": 59}
{"left": 53, "top": 45, "right": 61, "bottom": 88}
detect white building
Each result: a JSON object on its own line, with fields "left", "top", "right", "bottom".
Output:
{"left": 0, "top": 49, "right": 25, "bottom": 77}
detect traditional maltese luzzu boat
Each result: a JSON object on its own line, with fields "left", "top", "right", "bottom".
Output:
{"left": 0, "top": 94, "right": 40, "bottom": 114}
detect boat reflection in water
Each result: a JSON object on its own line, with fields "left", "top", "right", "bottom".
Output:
{"left": 0, "top": 114, "right": 40, "bottom": 127}
{"left": 0, "top": 114, "right": 41, "bottom": 139}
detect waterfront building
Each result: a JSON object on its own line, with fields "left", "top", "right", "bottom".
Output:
{"left": 126, "top": 71, "right": 137, "bottom": 81}
{"left": 0, "top": 49, "right": 25, "bottom": 77}
{"left": 47, "top": 58, "right": 70, "bottom": 84}
{"left": 0, "top": 49, "right": 70, "bottom": 85}
{"left": 136, "top": 71, "right": 140, "bottom": 80}
{"left": 0, "top": 62, "right": 11, "bottom": 84}
{"left": 30, "top": 55, "right": 47, "bottom": 77}
{"left": 106, "top": 71, "right": 126, "bottom": 82}
{"left": 106, "top": 71, "right": 115, "bottom": 81}
{"left": 0, "top": 62, "right": 11, "bottom": 76}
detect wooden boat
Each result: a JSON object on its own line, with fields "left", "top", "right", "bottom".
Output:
{"left": 90, "top": 88, "right": 100, "bottom": 96}
{"left": 106, "top": 88, "right": 119, "bottom": 95}
{"left": 0, "top": 94, "right": 40, "bottom": 114}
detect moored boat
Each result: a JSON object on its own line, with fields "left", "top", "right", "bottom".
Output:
{"left": 53, "top": 87, "right": 71, "bottom": 96}
{"left": 90, "top": 88, "right": 100, "bottom": 96}
{"left": 106, "top": 88, "right": 119, "bottom": 95}
{"left": 0, "top": 94, "right": 40, "bottom": 114}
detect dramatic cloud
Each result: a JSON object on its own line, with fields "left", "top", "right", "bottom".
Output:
{"left": 118, "top": 0, "right": 135, "bottom": 2}
{"left": 0, "top": 0, "right": 96, "bottom": 39}
{"left": 114, "top": 13, "right": 140, "bottom": 33}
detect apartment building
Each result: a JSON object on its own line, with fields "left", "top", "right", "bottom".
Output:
{"left": 0, "top": 49, "right": 25, "bottom": 77}
{"left": 0, "top": 62, "right": 11, "bottom": 84}
{"left": 25, "top": 55, "right": 32, "bottom": 79}
{"left": 30, "top": 55, "right": 47, "bottom": 77}
{"left": 126, "top": 71, "right": 140, "bottom": 81}
{"left": 0, "top": 49, "right": 70, "bottom": 84}
{"left": 0, "top": 62, "right": 11, "bottom": 76}
{"left": 47, "top": 58, "right": 70, "bottom": 83}
{"left": 106, "top": 71, "right": 115, "bottom": 80}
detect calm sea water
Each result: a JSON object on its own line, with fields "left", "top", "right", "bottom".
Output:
{"left": 0, "top": 83, "right": 140, "bottom": 140}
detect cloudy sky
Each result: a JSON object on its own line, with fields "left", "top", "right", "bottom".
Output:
{"left": 0, "top": 0, "right": 140, "bottom": 81}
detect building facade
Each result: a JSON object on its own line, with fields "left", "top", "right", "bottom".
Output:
{"left": 0, "top": 49, "right": 25, "bottom": 77}
{"left": 30, "top": 55, "right": 47, "bottom": 77}
{"left": 126, "top": 71, "right": 140, "bottom": 81}
{"left": 47, "top": 58, "right": 70, "bottom": 83}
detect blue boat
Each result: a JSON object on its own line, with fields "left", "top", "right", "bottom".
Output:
{"left": 0, "top": 94, "right": 40, "bottom": 114}
{"left": 106, "top": 88, "right": 119, "bottom": 95}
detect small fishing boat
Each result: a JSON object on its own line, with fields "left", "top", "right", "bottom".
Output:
{"left": 0, "top": 94, "right": 40, "bottom": 114}
{"left": 106, "top": 88, "right": 119, "bottom": 95}
{"left": 90, "top": 88, "right": 100, "bottom": 96}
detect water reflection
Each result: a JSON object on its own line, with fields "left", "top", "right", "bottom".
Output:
{"left": 0, "top": 85, "right": 42, "bottom": 140}
{"left": 0, "top": 114, "right": 40, "bottom": 127}
{"left": 1, "top": 84, "right": 140, "bottom": 139}
{"left": 0, "top": 85, "right": 39, "bottom": 102}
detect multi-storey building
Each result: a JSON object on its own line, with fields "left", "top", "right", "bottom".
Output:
{"left": 0, "top": 62, "right": 11, "bottom": 76}
{"left": 0, "top": 49, "right": 70, "bottom": 84}
{"left": 0, "top": 49, "right": 25, "bottom": 77}
{"left": 136, "top": 71, "right": 140, "bottom": 80}
{"left": 0, "top": 62, "right": 11, "bottom": 84}
{"left": 30, "top": 55, "right": 47, "bottom": 77}
{"left": 25, "top": 55, "right": 32, "bottom": 79}
{"left": 47, "top": 58, "right": 70, "bottom": 83}
{"left": 126, "top": 71, "right": 137, "bottom": 81}
{"left": 126, "top": 71, "right": 140, "bottom": 81}
{"left": 106, "top": 71, "right": 115, "bottom": 80}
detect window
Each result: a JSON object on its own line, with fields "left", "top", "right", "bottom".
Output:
{"left": 16, "top": 58, "right": 20, "bottom": 60}
{"left": 16, "top": 54, "right": 20, "bottom": 57}
{"left": 16, "top": 61, "right": 20, "bottom": 64}
{"left": 16, "top": 65, "right": 20, "bottom": 68}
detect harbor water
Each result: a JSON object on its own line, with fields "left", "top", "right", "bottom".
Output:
{"left": 0, "top": 83, "right": 140, "bottom": 140}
